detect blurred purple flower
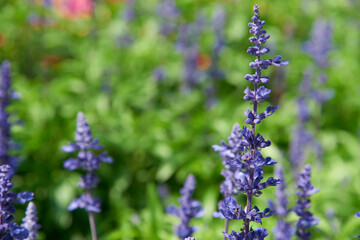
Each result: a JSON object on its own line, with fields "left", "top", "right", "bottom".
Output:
{"left": 295, "top": 165, "right": 319, "bottom": 239}
{"left": 157, "top": 0, "right": 180, "bottom": 35}
{"left": 0, "top": 61, "right": 20, "bottom": 177}
{"left": 204, "top": 6, "right": 226, "bottom": 108}
{"left": 166, "top": 174, "right": 204, "bottom": 239}
{"left": 175, "top": 14, "right": 206, "bottom": 93}
{"left": 21, "top": 202, "right": 41, "bottom": 240}
{"left": 123, "top": 0, "right": 136, "bottom": 23}
{"left": 116, "top": 33, "right": 134, "bottom": 48}
{"left": 303, "top": 19, "right": 333, "bottom": 68}
{"left": 62, "top": 112, "right": 113, "bottom": 213}
{"left": 153, "top": 66, "right": 166, "bottom": 82}
{"left": 43, "top": 0, "right": 52, "bottom": 8}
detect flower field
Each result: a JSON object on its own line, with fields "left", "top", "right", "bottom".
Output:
{"left": 0, "top": 0, "right": 360, "bottom": 239}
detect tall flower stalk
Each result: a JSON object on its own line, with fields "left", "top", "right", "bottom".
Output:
{"left": 0, "top": 61, "right": 19, "bottom": 177}
{"left": 205, "top": 6, "right": 226, "bottom": 108}
{"left": 166, "top": 174, "right": 204, "bottom": 239}
{"left": 290, "top": 18, "right": 333, "bottom": 178}
{"left": 21, "top": 202, "right": 41, "bottom": 240}
{"left": 215, "top": 4, "right": 288, "bottom": 239}
{"left": 62, "top": 112, "right": 113, "bottom": 240}
{"left": 176, "top": 15, "right": 205, "bottom": 93}
{"left": 295, "top": 165, "right": 319, "bottom": 240}
{"left": 0, "top": 60, "right": 34, "bottom": 239}
{"left": 213, "top": 123, "right": 244, "bottom": 239}
{"left": 241, "top": 4, "right": 288, "bottom": 234}
{"left": 0, "top": 165, "right": 33, "bottom": 239}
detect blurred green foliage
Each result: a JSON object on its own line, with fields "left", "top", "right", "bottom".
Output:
{"left": 0, "top": 0, "right": 360, "bottom": 239}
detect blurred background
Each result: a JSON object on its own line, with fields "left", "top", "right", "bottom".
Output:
{"left": 0, "top": 0, "right": 359, "bottom": 239}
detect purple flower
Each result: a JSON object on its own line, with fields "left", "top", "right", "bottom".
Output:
{"left": 157, "top": 0, "right": 180, "bottom": 35}
{"left": 355, "top": 212, "right": 360, "bottom": 238}
{"left": 175, "top": 14, "right": 205, "bottom": 93}
{"left": 0, "top": 164, "right": 33, "bottom": 239}
{"left": 214, "top": 4, "right": 288, "bottom": 238}
{"left": 153, "top": 66, "right": 166, "bottom": 82}
{"left": 301, "top": 18, "right": 334, "bottom": 107}
{"left": 123, "top": 0, "right": 136, "bottom": 23}
{"left": 166, "top": 174, "right": 204, "bottom": 239}
{"left": 0, "top": 61, "right": 19, "bottom": 177}
{"left": 213, "top": 123, "right": 246, "bottom": 218}
{"left": 219, "top": 195, "right": 273, "bottom": 223}
{"left": 295, "top": 165, "right": 319, "bottom": 240}
{"left": 224, "top": 228, "right": 268, "bottom": 240}
{"left": 68, "top": 193, "right": 101, "bottom": 213}
{"left": 290, "top": 69, "right": 325, "bottom": 177}
{"left": 303, "top": 19, "right": 333, "bottom": 68}
{"left": 116, "top": 33, "right": 134, "bottom": 48}
{"left": 21, "top": 202, "right": 41, "bottom": 240}
{"left": 62, "top": 112, "right": 113, "bottom": 213}
{"left": 213, "top": 123, "right": 247, "bottom": 162}
{"left": 206, "top": 6, "right": 226, "bottom": 80}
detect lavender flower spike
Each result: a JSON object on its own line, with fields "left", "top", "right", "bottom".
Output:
{"left": 62, "top": 112, "right": 113, "bottom": 240}
{"left": 21, "top": 202, "right": 41, "bottom": 240}
{"left": 0, "top": 164, "right": 34, "bottom": 239}
{"left": 295, "top": 165, "right": 319, "bottom": 240}
{"left": 217, "top": 5, "right": 288, "bottom": 239}
{"left": 0, "top": 61, "right": 19, "bottom": 177}
{"left": 166, "top": 174, "right": 204, "bottom": 239}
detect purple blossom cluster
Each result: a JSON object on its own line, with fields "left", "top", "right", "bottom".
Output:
{"left": 212, "top": 5, "right": 288, "bottom": 239}
{"left": 207, "top": 6, "right": 226, "bottom": 81}
{"left": 205, "top": 6, "right": 227, "bottom": 108}
{"left": 303, "top": 18, "right": 334, "bottom": 104}
{"left": 157, "top": 0, "right": 180, "bottom": 35}
{"left": 303, "top": 18, "right": 333, "bottom": 68}
{"left": 0, "top": 165, "right": 34, "bottom": 239}
{"left": 0, "top": 61, "right": 19, "bottom": 177}
{"left": 123, "top": 0, "right": 136, "bottom": 23}
{"left": 116, "top": 0, "right": 136, "bottom": 48}
{"left": 0, "top": 60, "right": 35, "bottom": 240}
{"left": 176, "top": 15, "right": 205, "bottom": 93}
{"left": 290, "top": 18, "right": 334, "bottom": 177}
{"left": 62, "top": 112, "right": 113, "bottom": 213}
{"left": 21, "top": 202, "right": 41, "bottom": 240}
{"left": 289, "top": 72, "right": 322, "bottom": 176}
{"left": 166, "top": 174, "right": 204, "bottom": 239}
{"left": 294, "top": 165, "right": 319, "bottom": 239}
